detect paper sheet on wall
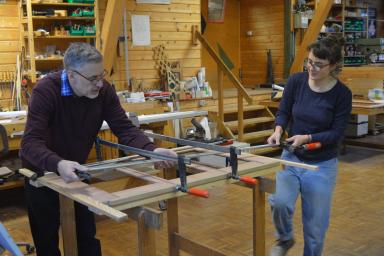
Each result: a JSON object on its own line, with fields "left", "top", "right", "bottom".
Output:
{"left": 131, "top": 15, "right": 151, "bottom": 46}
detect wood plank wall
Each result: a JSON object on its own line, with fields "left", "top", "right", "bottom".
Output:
{"left": 0, "top": 0, "right": 20, "bottom": 70}
{"left": 239, "top": 0, "right": 285, "bottom": 86}
{"left": 98, "top": 0, "right": 202, "bottom": 91}
{"left": 200, "top": 0, "right": 240, "bottom": 89}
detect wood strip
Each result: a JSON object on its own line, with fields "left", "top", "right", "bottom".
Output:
{"left": 175, "top": 233, "right": 226, "bottom": 256}
{"left": 35, "top": 173, "right": 127, "bottom": 221}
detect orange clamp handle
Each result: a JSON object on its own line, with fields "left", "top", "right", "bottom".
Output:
{"left": 303, "top": 142, "right": 321, "bottom": 151}
{"left": 239, "top": 176, "right": 258, "bottom": 185}
{"left": 187, "top": 188, "right": 209, "bottom": 198}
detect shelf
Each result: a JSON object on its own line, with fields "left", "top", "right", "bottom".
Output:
{"left": 345, "top": 55, "right": 365, "bottom": 58}
{"left": 319, "top": 32, "right": 343, "bottom": 34}
{"left": 345, "top": 5, "right": 367, "bottom": 9}
{"left": 32, "top": 16, "right": 94, "bottom": 20}
{"left": 344, "top": 16, "right": 367, "bottom": 19}
{"left": 31, "top": 2, "right": 94, "bottom": 7}
{"left": 325, "top": 19, "right": 343, "bottom": 22}
{"left": 26, "top": 57, "right": 64, "bottom": 61}
{"left": 344, "top": 31, "right": 367, "bottom": 33}
{"left": 32, "top": 35, "right": 96, "bottom": 38}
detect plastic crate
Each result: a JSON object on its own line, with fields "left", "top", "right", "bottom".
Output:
{"left": 70, "top": 26, "right": 84, "bottom": 36}
{"left": 82, "top": 8, "right": 94, "bottom": 17}
{"left": 83, "top": 0, "right": 94, "bottom": 3}
{"left": 71, "top": 8, "right": 82, "bottom": 17}
{"left": 67, "top": 0, "right": 83, "bottom": 3}
{"left": 83, "top": 25, "right": 95, "bottom": 36}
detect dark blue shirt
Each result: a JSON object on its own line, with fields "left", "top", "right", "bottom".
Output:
{"left": 275, "top": 72, "right": 352, "bottom": 162}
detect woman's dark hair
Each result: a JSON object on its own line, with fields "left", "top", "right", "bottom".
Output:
{"left": 307, "top": 35, "right": 345, "bottom": 64}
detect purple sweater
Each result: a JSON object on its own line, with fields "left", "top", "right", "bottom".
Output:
{"left": 20, "top": 71, "right": 156, "bottom": 174}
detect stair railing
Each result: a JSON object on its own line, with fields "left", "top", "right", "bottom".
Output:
{"left": 192, "top": 25, "right": 253, "bottom": 141}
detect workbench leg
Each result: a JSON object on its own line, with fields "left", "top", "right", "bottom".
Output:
{"left": 137, "top": 210, "right": 156, "bottom": 256}
{"left": 253, "top": 182, "right": 265, "bottom": 256}
{"left": 167, "top": 198, "right": 179, "bottom": 256}
{"left": 59, "top": 195, "right": 78, "bottom": 256}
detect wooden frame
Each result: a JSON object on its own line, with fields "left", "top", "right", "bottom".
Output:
{"left": 22, "top": 147, "right": 283, "bottom": 255}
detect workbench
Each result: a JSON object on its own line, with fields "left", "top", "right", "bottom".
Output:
{"left": 20, "top": 146, "right": 283, "bottom": 256}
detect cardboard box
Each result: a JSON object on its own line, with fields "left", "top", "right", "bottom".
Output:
{"left": 350, "top": 114, "right": 368, "bottom": 124}
{"left": 345, "top": 122, "right": 368, "bottom": 137}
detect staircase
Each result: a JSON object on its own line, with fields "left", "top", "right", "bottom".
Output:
{"left": 207, "top": 103, "right": 279, "bottom": 155}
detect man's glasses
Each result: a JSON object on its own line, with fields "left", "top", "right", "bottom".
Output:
{"left": 70, "top": 69, "right": 107, "bottom": 84}
{"left": 304, "top": 58, "right": 330, "bottom": 71}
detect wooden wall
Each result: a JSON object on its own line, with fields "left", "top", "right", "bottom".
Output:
{"left": 200, "top": 0, "right": 241, "bottom": 89}
{"left": 0, "top": 0, "right": 20, "bottom": 70}
{"left": 239, "top": 0, "right": 285, "bottom": 86}
{"left": 98, "top": 0, "right": 202, "bottom": 91}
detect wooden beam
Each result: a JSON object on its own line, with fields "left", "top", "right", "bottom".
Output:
{"left": 290, "top": 0, "right": 334, "bottom": 74}
{"left": 175, "top": 233, "right": 226, "bottom": 256}
{"left": 137, "top": 210, "right": 156, "bottom": 256}
{"left": 100, "top": 0, "right": 125, "bottom": 76}
{"left": 60, "top": 195, "right": 78, "bottom": 256}
{"left": 253, "top": 181, "right": 265, "bottom": 256}
{"left": 167, "top": 198, "right": 179, "bottom": 256}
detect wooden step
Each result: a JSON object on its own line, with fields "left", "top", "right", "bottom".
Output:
{"left": 236, "top": 129, "right": 274, "bottom": 143}
{"left": 207, "top": 104, "right": 265, "bottom": 114}
{"left": 225, "top": 117, "right": 275, "bottom": 131}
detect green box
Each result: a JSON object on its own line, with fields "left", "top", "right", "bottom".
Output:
{"left": 83, "top": 0, "right": 94, "bottom": 3}
{"left": 70, "top": 26, "right": 84, "bottom": 36}
{"left": 71, "top": 8, "right": 83, "bottom": 16}
{"left": 67, "top": 0, "right": 83, "bottom": 3}
{"left": 83, "top": 25, "right": 95, "bottom": 36}
{"left": 82, "top": 8, "right": 94, "bottom": 17}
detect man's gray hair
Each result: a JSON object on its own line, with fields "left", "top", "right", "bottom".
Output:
{"left": 63, "top": 42, "right": 103, "bottom": 70}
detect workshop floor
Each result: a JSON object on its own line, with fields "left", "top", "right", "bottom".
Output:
{"left": 0, "top": 144, "right": 383, "bottom": 256}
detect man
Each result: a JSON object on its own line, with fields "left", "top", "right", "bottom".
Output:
{"left": 20, "top": 42, "right": 176, "bottom": 256}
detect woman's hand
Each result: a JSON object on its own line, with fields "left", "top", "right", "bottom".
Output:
{"left": 267, "top": 126, "right": 283, "bottom": 145}
{"left": 285, "top": 134, "right": 311, "bottom": 148}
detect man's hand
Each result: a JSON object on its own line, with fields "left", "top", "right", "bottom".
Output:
{"left": 153, "top": 148, "right": 177, "bottom": 169}
{"left": 57, "top": 160, "right": 88, "bottom": 183}
{"left": 285, "top": 135, "right": 310, "bottom": 148}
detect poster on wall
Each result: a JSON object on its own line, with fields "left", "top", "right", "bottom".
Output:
{"left": 208, "top": 0, "right": 225, "bottom": 23}
{"left": 131, "top": 15, "right": 151, "bottom": 46}
{"left": 136, "top": 0, "right": 170, "bottom": 4}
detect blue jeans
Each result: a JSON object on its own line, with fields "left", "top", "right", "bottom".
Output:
{"left": 269, "top": 150, "right": 338, "bottom": 256}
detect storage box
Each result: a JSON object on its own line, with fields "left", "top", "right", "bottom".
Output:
{"left": 345, "top": 122, "right": 368, "bottom": 137}
{"left": 82, "top": 8, "right": 94, "bottom": 17}
{"left": 83, "top": 25, "right": 95, "bottom": 36}
{"left": 70, "top": 26, "right": 84, "bottom": 36}
{"left": 350, "top": 114, "right": 368, "bottom": 124}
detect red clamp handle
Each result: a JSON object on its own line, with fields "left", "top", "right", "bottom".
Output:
{"left": 302, "top": 142, "right": 321, "bottom": 151}
{"left": 239, "top": 176, "right": 258, "bottom": 185}
{"left": 187, "top": 188, "right": 209, "bottom": 198}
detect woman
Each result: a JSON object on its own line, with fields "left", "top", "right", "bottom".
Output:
{"left": 268, "top": 35, "right": 352, "bottom": 256}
